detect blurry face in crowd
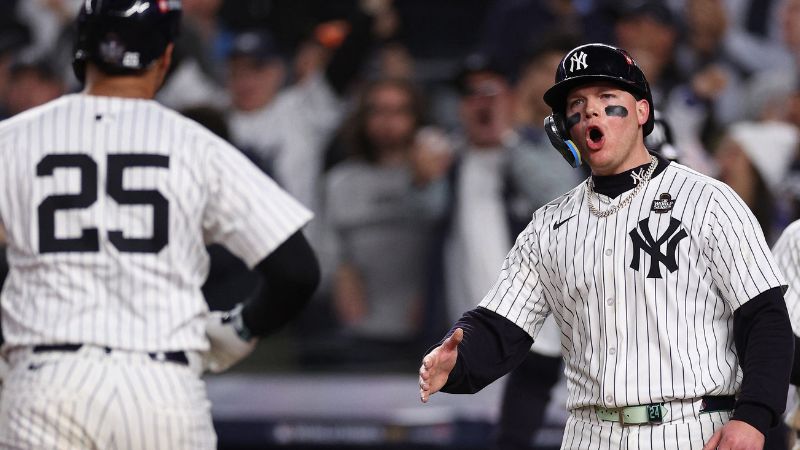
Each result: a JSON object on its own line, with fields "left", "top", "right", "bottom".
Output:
{"left": 6, "top": 69, "right": 64, "bottom": 116}
{"left": 364, "top": 83, "right": 416, "bottom": 152}
{"left": 460, "top": 72, "right": 512, "bottom": 148}
{"left": 565, "top": 82, "right": 649, "bottom": 175}
{"left": 515, "top": 51, "right": 563, "bottom": 126}
{"left": 781, "top": 0, "right": 800, "bottom": 53}
{"left": 615, "top": 16, "right": 677, "bottom": 84}
{"left": 293, "top": 40, "right": 329, "bottom": 84}
{"left": 227, "top": 56, "right": 285, "bottom": 112}
{"left": 686, "top": 0, "right": 728, "bottom": 54}
{"left": 182, "top": 0, "right": 222, "bottom": 18}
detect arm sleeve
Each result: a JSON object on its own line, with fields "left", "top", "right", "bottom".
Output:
{"left": 439, "top": 307, "right": 534, "bottom": 394}
{"left": 202, "top": 138, "right": 313, "bottom": 268}
{"left": 731, "top": 287, "right": 794, "bottom": 435}
{"left": 792, "top": 334, "right": 800, "bottom": 386}
{"left": 240, "top": 230, "right": 320, "bottom": 337}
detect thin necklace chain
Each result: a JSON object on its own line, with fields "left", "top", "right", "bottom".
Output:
{"left": 586, "top": 155, "right": 658, "bottom": 218}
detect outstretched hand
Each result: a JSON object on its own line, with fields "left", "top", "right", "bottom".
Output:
{"left": 702, "top": 420, "right": 764, "bottom": 450}
{"left": 419, "top": 328, "right": 463, "bottom": 403}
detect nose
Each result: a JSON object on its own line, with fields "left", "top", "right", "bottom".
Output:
{"left": 584, "top": 98, "right": 601, "bottom": 118}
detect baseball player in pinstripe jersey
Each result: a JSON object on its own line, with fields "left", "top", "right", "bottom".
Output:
{"left": 0, "top": 1, "right": 320, "bottom": 449}
{"left": 771, "top": 219, "right": 800, "bottom": 449}
{"left": 419, "top": 43, "right": 794, "bottom": 450}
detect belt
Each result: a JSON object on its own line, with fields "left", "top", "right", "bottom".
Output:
{"left": 595, "top": 395, "right": 736, "bottom": 425}
{"left": 32, "top": 344, "right": 189, "bottom": 366}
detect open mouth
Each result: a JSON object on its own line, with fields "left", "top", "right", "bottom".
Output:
{"left": 587, "top": 126, "right": 605, "bottom": 150}
{"left": 476, "top": 108, "right": 492, "bottom": 126}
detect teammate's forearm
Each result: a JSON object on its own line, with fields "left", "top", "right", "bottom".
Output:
{"left": 438, "top": 307, "right": 533, "bottom": 394}
{"left": 240, "top": 230, "right": 321, "bottom": 337}
{"left": 732, "top": 287, "right": 794, "bottom": 434}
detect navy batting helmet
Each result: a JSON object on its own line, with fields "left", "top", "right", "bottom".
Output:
{"left": 543, "top": 43, "right": 654, "bottom": 136}
{"left": 72, "top": 0, "right": 182, "bottom": 83}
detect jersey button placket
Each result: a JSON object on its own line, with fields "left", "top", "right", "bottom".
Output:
{"left": 601, "top": 230, "right": 618, "bottom": 408}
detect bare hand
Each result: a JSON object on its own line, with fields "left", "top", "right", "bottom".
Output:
{"left": 410, "top": 127, "right": 453, "bottom": 186}
{"left": 702, "top": 420, "right": 764, "bottom": 450}
{"left": 692, "top": 65, "right": 728, "bottom": 100}
{"left": 419, "top": 328, "right": 463, "bottom": 403}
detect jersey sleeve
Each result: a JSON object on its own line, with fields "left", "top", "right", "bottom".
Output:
{"left": 203, "top": 139, "right": 313, "bottom": 268}
{"left": 478, "top": 220, "right": 551, "bottom": 339}
{"left": 707, "top": 184, "right": 786, "bottom": 310}
{"left": 772, "top": 221, "right": 800, "bottom": 335}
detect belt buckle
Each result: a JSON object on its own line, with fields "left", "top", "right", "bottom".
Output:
{"left": 618, "top": 409, "right": 626, "bottom": 426}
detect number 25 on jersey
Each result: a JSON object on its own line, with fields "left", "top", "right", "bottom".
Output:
{"left": 36, "top": 153, "right": 169, "bottom": 254}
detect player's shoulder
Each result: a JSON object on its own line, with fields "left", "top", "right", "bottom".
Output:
{"left": 530, "top": 180, "right": 586, "bottom": 225}
{"left": 664, "top": 161, "right": 726, "bottom": 190}
{"left": 0, "top": 94, "right": 72, "bottom": 135}
{"left": 663, "top": 161, "right": 742, "bottom": 204}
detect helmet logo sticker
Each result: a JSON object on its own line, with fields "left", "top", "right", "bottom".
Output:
{"left": 569, "top": 51, "right": 588, "bottom": 72}
{"left": 123, "top": 1, "right": 151, "bottom": 16}
{"left": 123, "top": 52, "right": 141, "bottom": 68}
{"left": 100, "top": 37, "right": 125, "bottom": 64}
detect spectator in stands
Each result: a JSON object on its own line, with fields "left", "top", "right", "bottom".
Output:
{"left": 224, "top": 0, "right": 398, "bottom": 252}
{"left": 612, "top": 1, "right": 682, "bottom": 106}
{"left": 5, "top": 59, "right": 64, "bottom": 116}
{"left": 714, "top": 121, "right": 800, "bottom": 244}
{"left": 322, "top": 78, "right": 446, "bottom": 370}
{"left": 156, "top": 0, "right": 230, "bottom": 109}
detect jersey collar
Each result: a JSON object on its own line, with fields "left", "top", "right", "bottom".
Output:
{"left": 590, "top": 152, "right": 670, "bottom": 199}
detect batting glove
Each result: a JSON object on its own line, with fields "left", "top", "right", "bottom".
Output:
{"left": 203, "top": 303, "right": 258, "bottom": 373}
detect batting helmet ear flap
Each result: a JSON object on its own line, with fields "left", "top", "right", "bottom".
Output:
{"left": 545, "top": 113, "right": 583, "bottom": 168}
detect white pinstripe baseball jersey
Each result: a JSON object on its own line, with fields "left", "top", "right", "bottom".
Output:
{"left": 0, "top": 93, "right": 312, "bottom": 353}
{"left": 773, "top": 218, "right": 800, "bottom": 443}
{"left": 478, "top": 160, "right": 785, "bottom": 411}
{"left": 773, "top": 219, "right": 800, "bottom": 336}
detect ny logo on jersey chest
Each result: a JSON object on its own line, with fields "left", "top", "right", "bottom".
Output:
{"left": 629, "top": 217, "right": 688, "bottom": 279}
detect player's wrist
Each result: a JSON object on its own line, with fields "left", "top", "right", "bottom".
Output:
{"left": 223, "top": 303, "right": 254, "bottom": 341}
{"left": 731, "top": 402, "right": 772, "bottom": 436}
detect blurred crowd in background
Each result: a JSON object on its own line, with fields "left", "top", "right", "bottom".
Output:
{"left": 2, "top": 0, "right": 800, "bottom": 374}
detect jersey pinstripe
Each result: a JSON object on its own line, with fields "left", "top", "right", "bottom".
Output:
{"left": 0, "top": 93, "right": 312, "bottom": 353}
{"left": 773, "top": 219, "right": 800, "bottom": 336}
{"left": 772, "top": 218, "right": 800, "bottom": 444}
{"left": 478, "top": 161, "right": 785, "bottom": 412}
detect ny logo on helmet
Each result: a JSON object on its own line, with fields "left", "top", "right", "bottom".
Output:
{"left": 569, "top": 51, "right": 588, "bottom": 72}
